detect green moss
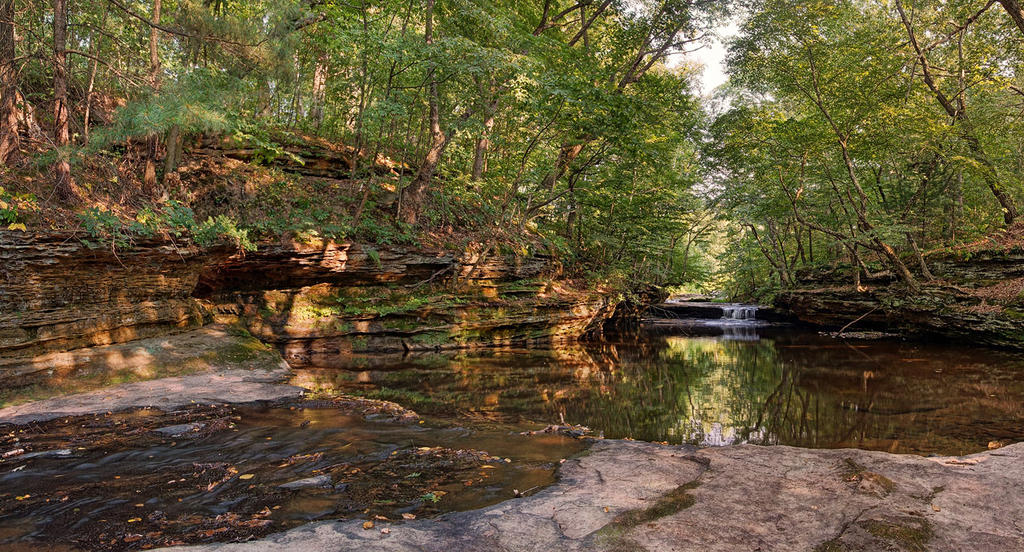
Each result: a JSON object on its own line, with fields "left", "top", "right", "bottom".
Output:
{"left": 588, "top": 482, "right": 700, "bottom": 550}
{"left": 410, "top": 331, "right": 449, "bottom": 347}
{"left": 592, "top": 528, "right": 646, "bottom": 552}
{"left": 292, "top": 303, "right": 345, "bottom": 320}
{"left": 613, "top": 482, "right": 700, "bottom": 528}
{"left": 841, "top": 458, "right": 895, "bottom": 493}
{"left": 199, "top": 337, "right": 278, "bottom": 367}
{"left": 381, "top": 317, "right": 422, "bottom": 331}
{"left": 1003, "top": 308, "right": 1024, "bottom": 320}
{"left": 860, "top": 518, "right": 934, "bottom": 552}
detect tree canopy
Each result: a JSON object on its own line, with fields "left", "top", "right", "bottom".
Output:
{"left": 3, "top": 0, "right": 1023, "bottom": 296}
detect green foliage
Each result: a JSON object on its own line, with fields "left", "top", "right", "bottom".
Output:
{"left": 420, "top": 492, "right": 442, "bottom": 504}
{"left": 15, "top": 0, "right": 736, "bottom": 290}
{"left": 706, "top": 0, "right": 1024, "bottom": 295}
{"left": 78, "top": 201, "right": 254, "bottom": 252}
{"left": 194, "top": 215, "right": 256, "bottom": 251}
{"left": 0, "top": 187, "right": 36, "bottom": 230}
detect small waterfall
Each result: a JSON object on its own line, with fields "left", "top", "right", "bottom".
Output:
{"left": 721, "top": 305, "right": 758, "bottom": 320}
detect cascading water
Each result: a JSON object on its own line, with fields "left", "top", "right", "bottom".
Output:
{"left": 721, "top": 305, "right": 758, "bottom": 320}
{"left": 644, "top": 301, "right": 769, "bottom": 341}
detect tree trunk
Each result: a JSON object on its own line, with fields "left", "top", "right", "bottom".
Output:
{"left": 905, "top": 231, "right": 934, "bottom": 281}
{"left": 163, "top": 124, "right": 180, "bottom": 182}
{"left": 15, "top": 91, "right": 43, "bottom": 140}
{"left": 999, "top": 0, "right": 1024, "bottom": 36}
{"left": 541, "top": 143, "right": 584, "bottom": 191}
{"left": 471, "top": 98, "right": 497, "bottom": 181}
{"left": 399, "top": 0, "right": 439, "bottom": 224}
{"left": 310, "top": 52, "right": 328, "bottom": 130}
{"left": 0, "top": 0, "right": 18, "bottom": 164}
{"left": 143, "top": 0, "right": 162, "bottom": 195}
{"left": 897, "top": 0, "right": 1017, "bottom": 225}
{"left": 52, "top": 0, "right": 74, "bottom": 200}
{"left": 82, "top": 9, "right": 107, "bottom": 145}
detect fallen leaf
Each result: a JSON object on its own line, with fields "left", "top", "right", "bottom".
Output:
{"left": 15, "top": 494, "right": 30, "bottom": 501}
{"left": 932, "top": 504, "right": 941, "bottom": 512}
{"left": 2, "top": 448, "right": 25, "bottom": 459}
{"left": 362, "top": 521, "right": 375, "bottom": 530}
{"left": 381, "top": 528, "right": 391, "bottom": 535}
{"left": 238, "top": 474, "right": 255, "bottom": 480}
{"left": 127, "top": 518, "right": 142, "bottom": 523}
{"left": 401, "top": 513, "right": 416, "bottom": 520}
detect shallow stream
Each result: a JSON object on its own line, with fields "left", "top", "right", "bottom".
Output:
{"left": 3, "top": 316, "right": 1024, "bottom": 550}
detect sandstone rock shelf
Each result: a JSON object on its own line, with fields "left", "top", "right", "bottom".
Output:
{"left": 0, "top": 231, "right": 621, "bottom": 390}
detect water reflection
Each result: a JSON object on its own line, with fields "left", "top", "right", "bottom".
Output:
{"left": 294, "top": 331, "right": 1024, "bottom": 456}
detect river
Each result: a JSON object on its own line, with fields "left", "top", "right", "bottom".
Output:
{"left": 3, "top": 310, "right": 1024, "bottom": 550}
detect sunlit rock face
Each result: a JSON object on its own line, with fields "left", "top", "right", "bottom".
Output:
{"left": 1, "top": 231, "right": 619, "bottom": 390}
{"left": 0, "top": 231, "right": 234, "bottom": 388}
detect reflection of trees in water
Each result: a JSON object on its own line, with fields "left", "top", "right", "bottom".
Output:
{"left": 294, "top": 335, "right": 1024, "bottom": 455}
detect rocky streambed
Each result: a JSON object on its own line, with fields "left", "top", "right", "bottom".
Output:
{"left": 1, "top": 364, "right": 1021, "bottom": 552}
{"left": 165, "top": 439, "right": 1024, "bottom": 552}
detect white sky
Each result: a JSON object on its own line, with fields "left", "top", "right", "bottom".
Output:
{"left": 673, "top": 21, "right": 740, "bottom": 96}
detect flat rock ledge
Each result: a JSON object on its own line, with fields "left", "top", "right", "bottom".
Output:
{"left": 164, "top": 439, "right": 1024, "bottom": 552}
{"left": 0, "top": 368, "right": 302, "bottom": 425}
{"left": 0, "top": 325, "right": 305, "bottom": 425}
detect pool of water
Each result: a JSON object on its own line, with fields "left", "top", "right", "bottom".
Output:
{"left": 295, "top": 326, "right": 1024, "bottom": 456}
{"left": 5, "top": 323, "right": 1024, "bottom": 550}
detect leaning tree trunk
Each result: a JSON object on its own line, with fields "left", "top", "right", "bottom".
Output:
{"left": 399, "top": 0, "right": 441, "bottom": 224}
{"left": 540, "top": 143, "right": 585, "bottom": 191}
{"left": 143, "top": 0, "right": 162, "bottom": 195}
{"left": 0, "top": 0, "right": 18, "bottom": 164}
{"left": 52, "top": 0, "right": 74, "bottom": 200}
{"left": 897, "top": 0, "right": 1018, "bottom": 225}
{"left": 999, "top": 0, "right": 1024, "bottom": 36}
{"left": 471, "top": 98, "right": 497, "bottom": 181}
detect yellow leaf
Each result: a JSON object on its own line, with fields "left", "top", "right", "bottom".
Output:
{"left": 15, "top": 494, "right": 30, "bottom": 501}
{"left": 7, "top": 223, "right": 26, "bottom": 231}
{"left": 127, "top": 517, "right": 142, "bottom": 523}
{"left": 362, "top": 521, "right": 375, "bottom": 530}
{"left": 238, "top": 474, "right": 255, "bottom": 480}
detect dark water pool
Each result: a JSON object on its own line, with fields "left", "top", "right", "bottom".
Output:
{"left": 0, "top": 406, "right": 582, "bottom": 550}
{"left": 295, "top": 327, "right": 1024, "bottom": 456}
{"left": 4, "top": 324, "right": 1024, "bottom": 550}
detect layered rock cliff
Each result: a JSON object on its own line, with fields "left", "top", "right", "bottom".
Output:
{"left": 773, "top": 244, "right": 1024, "bottom": 348}
{"left": 0, "top": 231, "right": 619, "bottom": 391}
